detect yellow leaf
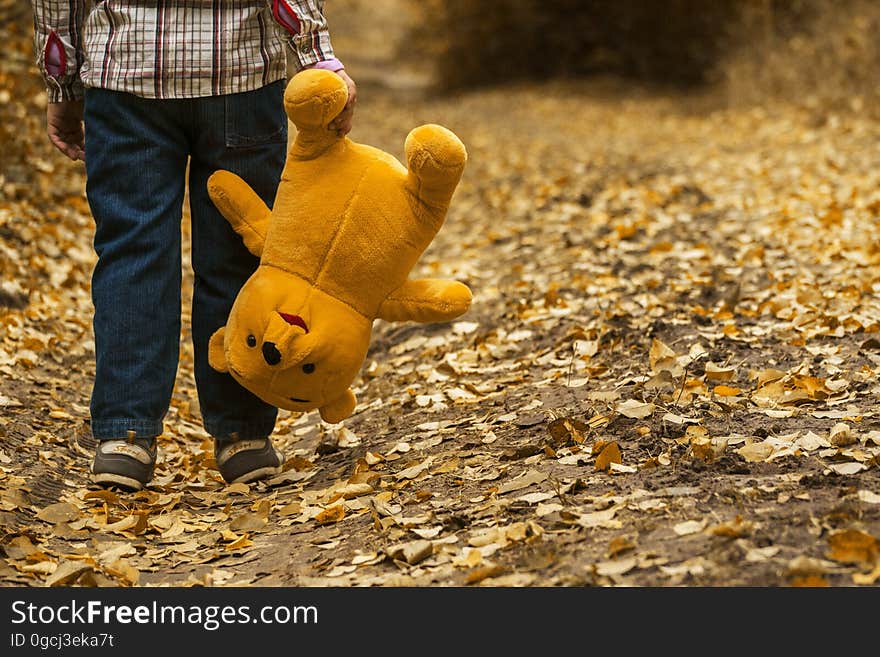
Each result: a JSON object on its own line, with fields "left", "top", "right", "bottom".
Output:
{"left": 453, "top": 548, "right": 483, "bottom": 569}
{"left": 224, "top": 533, "right": 254, "bottom": 551}
{"left": 83, "top": 490, "right": 120, "bottom": 506}
{"left": 649, "top": 339, "right": 676, "bottom": 372}
{"left": 465, "top": 564, "right": 507, "bottom": 584}
{"left": 852, "top": 563, "right": 880, "bottom": 585}
{"left": 829, "top": 423, "right": 856, "bottom": 447}
{"left": 737, "top": 441, "right": 773, "bottom": 462}
{"left": 705, "top": 362, "right": 735, "bottom": 381}
{"left": 827, "top": 529, "right": 878, "bottom": 566}
{"left": 315, "top": 504, "right": 345, "bottom": 525}
{"left": 707, "top": 515, "right": 752, "bottom": 538}
{"left": 616, "top": 399, "right": 654, "bottom": 419}
{"left": 595, "top": 442, "right": 622, "bottom": 471}
{"left": 713, "top": 385, "right": 741, "bottom": 397}
{"left": 790, "top": 575, "right": 829, "bottom": 587}
{"left": 607, "top": 536, "right": 636, "bottom": 558}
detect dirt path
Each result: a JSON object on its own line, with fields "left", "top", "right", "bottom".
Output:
{"left": 2, "top": 10, "right": 880, "bottom": 588}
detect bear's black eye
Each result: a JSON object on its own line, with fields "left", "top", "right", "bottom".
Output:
{"left": 246, "top": 335, "right": 257, "bottom": 348}
{"left": 302, "top": 363, "right": 316, "bottom": 374}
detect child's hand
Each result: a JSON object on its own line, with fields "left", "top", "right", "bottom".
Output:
{"left": 47, "top": 99, "right": 85, "bottom": 161}
{"left": 329, "top": 69, "right": 357, "bottom": 137}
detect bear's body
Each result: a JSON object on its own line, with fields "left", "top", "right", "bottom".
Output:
{"left": 207, "top": 69, "right": 471, "bottom": 423}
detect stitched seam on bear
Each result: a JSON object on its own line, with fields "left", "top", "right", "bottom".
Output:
{"left": 312, "top": 157, "right": 378, "bottom": 306}
{"left": 385, "top": 296, "right": 468, "bottom": 311}
{"left": 261, "top": 262, "right": 372, "bottom": 320}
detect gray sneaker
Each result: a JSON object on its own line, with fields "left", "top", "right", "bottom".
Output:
{"left": 91, "top": 431, "right": 157, "bottom": 491}
{"left": 214, "top": 434, "right": 283, "bottom": 484}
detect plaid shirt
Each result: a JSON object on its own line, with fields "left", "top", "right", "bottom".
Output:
{"left": 31, "top": 1, "right": 341, "bottom": 101}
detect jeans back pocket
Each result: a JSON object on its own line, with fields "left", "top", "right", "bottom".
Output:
{"left": 224, "top": 80, "right": 288, "bottom": 149}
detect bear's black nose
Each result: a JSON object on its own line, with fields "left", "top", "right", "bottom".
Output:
{"left": 262, "top": 342, "right": 282, "bottom": 366}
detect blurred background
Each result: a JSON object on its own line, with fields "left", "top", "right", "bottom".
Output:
{"left": 327, "top": 0, "right": 880, "bottom": 115}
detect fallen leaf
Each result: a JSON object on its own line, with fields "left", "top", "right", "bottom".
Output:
{"left": 737, "top": 441, "right": 774, "bottom": 462}
{"left": 315, "top": 505, "right": 346, "bottom": 525}
{"left": 674, "top": 519, "right": 707, "bottom": 536}
{"left": 607, "top": 536, "right": 636, "bottom": 558}
{"left": 707, "top": 515, "right": 753, "bottom": 538}
{"left": 36, "top": 502, "right": 79, "bottom": 524}
{"left": 705, "top": 362, "right": 735, "bottom": 381}
{"left": 385, "top": 539, "right": 433, "bottom": 565}
{"left": 594, "top": 556, "right": 637, "bottom": 577}
{"left": 829, "top": 422, "right": 856, "bottom": 447}
{"left": 497, "top": 469, "right": 548, "bottom": 494}
{"left": 46, "top": 560, "right": 92, "bottom": 587}
{"left": 826, "top": 529, "right": 878, "bottom": 566}
{"left": 465, "top": 564, "right": 507, "bottom": 584}
{"left": 4, "top": 536, "right": 37, "bottom": 560}
{"left": 649, "top": 338, "right": 677, "bottom": 371}
{"left": 595, "top": 442, "right": 622, "bottom": 471}
{"left": 828, "top": 462, "right": 867, "bottom": 476}
{"left": 852, "top": 563, "right": 880, "bottom": 585}
{"left": 790, "top": 575, "right": 829, "bottom": 587}
{"left": 229, "top": 511, "right": 269, "bottom": 532}
{"left": 616, "top": 399, "right": 654, "bottom": 419}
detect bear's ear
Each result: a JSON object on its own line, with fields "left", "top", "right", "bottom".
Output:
{"left": 319, "top": 388, "right": 357, "bottom": 424}
{"left": 208, "top": 328, "right": 228, "bottom": 373}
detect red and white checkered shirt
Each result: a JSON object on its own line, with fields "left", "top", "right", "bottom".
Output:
{"left": 31, "top": 0, "right": 342, "bottom": 101}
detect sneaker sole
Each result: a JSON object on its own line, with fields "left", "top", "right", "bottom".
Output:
{"left": 92, "top": 472, "right": 145, "bottom": 491}
{"left": 230, "top": 464, "right": 282, "bottom": 484}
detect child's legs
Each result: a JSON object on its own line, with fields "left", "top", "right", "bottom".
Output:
{"left": 84, "top": 89, "right": 189, "bottom": 441}
{"left": 187, "top": 81, "right": 288, "bottom": 439}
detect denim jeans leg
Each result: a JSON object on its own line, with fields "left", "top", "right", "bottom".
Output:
{"left": 84, "top": 89, "right": 189, "bottom": 441}
{"left": 188, "top": 81, "right": 288, "bottom": 440}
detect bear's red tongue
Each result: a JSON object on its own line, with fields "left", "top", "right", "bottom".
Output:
{"left": 278, "top": 312, "right": 308, "bottom": 333}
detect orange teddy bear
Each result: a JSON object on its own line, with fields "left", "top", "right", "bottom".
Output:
{"left": 207, "top": 69, "right": 471, "bottom": 423}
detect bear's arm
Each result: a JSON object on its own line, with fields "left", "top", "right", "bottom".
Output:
{"left": 207, "top": 170, "right": 271, "bottom": 257}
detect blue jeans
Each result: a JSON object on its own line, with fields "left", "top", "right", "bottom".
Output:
{"left": 83, "top": 81, "right": 287, "bottom": 442}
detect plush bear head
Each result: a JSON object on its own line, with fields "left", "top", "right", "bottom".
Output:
{"left": 207, "top": 68, "right": 471, "bottom": 423}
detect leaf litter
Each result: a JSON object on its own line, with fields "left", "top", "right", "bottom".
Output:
{"left": 1, "top": 9, "right": 880, "bottom": 587}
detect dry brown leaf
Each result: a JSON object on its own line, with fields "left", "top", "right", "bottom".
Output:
{"left": 229, "top": 511, "right": 269, "bottom": 532}
{"left": 826, "top": 529, "right": 878, "bottom": 566}
{"left": 705, "top": 362, "right": 735, "bottom": 381}
{"left": 315, "top": 505, "right": 346, "bottom": 525}
{"left": 829, "top": 422, "right": 856, "bottom": 447}
{"left": 607, "top": 536, "right": 636, "bottom": 558}
{"left": 465, "top": 564, "right": 507, "bottom": 584}
{"left": 737, "top": 441, "right": 773, "bottom": 462}
{"left": 385, "top": 539, "right": 433, "bottom": 565}
{"left": 616, "top": 399, "right": 654, "bottom": 419}
{"left": 595, "top": 441, "right": 622, "bottom": 471}
{"left": 36, "top": 502, "right": 79, "bottom": 524}
{"left": 649, "top": 338, "right": 677, "bottom": 372}
{"left": 790, "top": 575, "right": 830, "bottom": 587}
{"left": 707, "top": 515, "right": 753, "bottom": 538}
{"left": 83, "top": 490, "right": 120, "bottom": 505}
{"left": 46, "top": 560, "right": 93, "bottom": 587}
{"left": 496, "top": 469, "right": 547, "bottom": 495}
{"left": 852, "top": 563, "right": 880, "bottom": 585}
